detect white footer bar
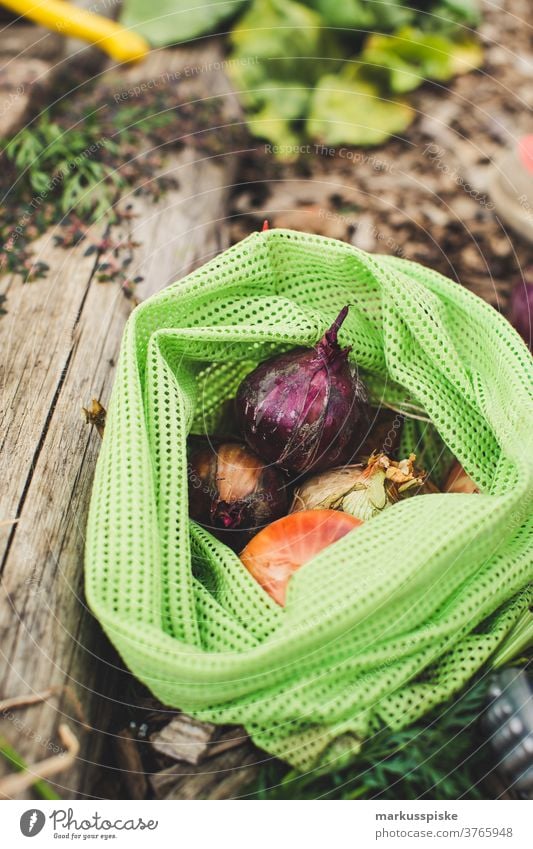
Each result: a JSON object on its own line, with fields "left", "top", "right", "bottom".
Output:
{"left": 3, "top": 799, "right": 531, "bottom": 849}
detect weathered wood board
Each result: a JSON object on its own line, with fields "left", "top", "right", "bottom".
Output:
{"left": 0, "top": 43, "right": 239, "bottom": 798}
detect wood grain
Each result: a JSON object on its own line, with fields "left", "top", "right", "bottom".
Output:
{"left": 150, "top": 743, "right": 261, "bottom": 801}
{"left": 0, "top": 42, "right": 239, "bottom": 798}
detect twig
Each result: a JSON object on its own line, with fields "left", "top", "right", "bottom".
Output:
{"left": 0, "top": 724, "right": 79, "bottom": 799}
{"left": 0, "top": 685, "right": 89, "bottom": 730}
{"left": 60, "top": 686, "right": 89, "bottom": 729}
{"left": 0, "top": 518, "right": 19, "bottom": 528}
{"left": 0, "top": 738, "right": 59, "bottom": 800}
{"left": 380, "top": 401, "right": 433, "bottom": 423}
{"left": 396, "top": 401, "right": 430, "bottom": 412}
{"left": 0, "top": 688, "right": 56, "bottom": 714}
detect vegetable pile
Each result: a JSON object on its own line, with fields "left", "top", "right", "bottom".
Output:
{"left": 188, "top": 304, "right": 472, "bottom": 605}
{"left": 122, "top": 0, "right": 484, "bottom": 152}
{"left": 86, "top": 224, "right": 532, "bottom": 776}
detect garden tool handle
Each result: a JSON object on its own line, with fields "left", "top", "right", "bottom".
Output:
{"left": 1, "top": 0, "right": 149, "bottom": 63}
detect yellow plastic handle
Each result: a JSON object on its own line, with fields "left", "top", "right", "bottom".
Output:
{"left": 1, "top": 0, "right": 149, "bottom": 63}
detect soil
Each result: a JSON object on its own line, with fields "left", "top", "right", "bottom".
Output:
{"left": 228, "top": 0, "right": 533, "bottom": 314}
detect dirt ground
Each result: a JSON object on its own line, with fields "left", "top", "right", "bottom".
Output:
{"left": 229, "top": 0, "right": 533, "bottom": 313}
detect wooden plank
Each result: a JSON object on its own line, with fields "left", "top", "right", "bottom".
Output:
{"left": 0, "top": 57, "right": 52, "bottom": 138}
{"left": 0, "top": 24, "right": 63, "bottom": 62}
{"left": 149, "top": 716, "right": 217, "bottom": 766}
{"left": 0, "top": 234, "right": 103, "bottom": 544}
{"left": 0, "top": 19, "right": 67, "bottom": 139}
{"left": 150, "top": 743, "right": 261, "bottom": 800}
{"left": 0, "top": 42, "right": 239, "bottom": 798}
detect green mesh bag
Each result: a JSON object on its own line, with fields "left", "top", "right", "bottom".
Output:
{"left": 85, "top": 229, "right": 533, "bottom": 769}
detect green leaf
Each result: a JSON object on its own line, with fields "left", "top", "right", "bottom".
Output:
{"left": 6, "top": 132, "right": 41, "bottom": 170}
{"left": 362, "top": 27, "right": 483, "bottom": 87}
{"left": 121, "top": 0, "right": 247, "bottom": 46}
{"left": 227, "top": 0, "right": 343, "bottom": 150}
{"left": 29, "top": 170, "right": 51, "bottom": 194}
{"left": 0, "top": 737, "right": 60, "bottom": 800}
{"left": 308, "top": 74, "right": 414, "bottom": 146}
{"left": 61, "top": 173, "right": 84, "bottom": 213}
{"left": 243, "top": 83, "right": 310, "bottom": 152}
{"left": 230, "top": 0, "right": 342, "bottom": 83}
{"left": 363, "top": 28, "right": 452, "bottom": 83}
{"left": 305, "top": 0, "right": 415, "bottom": 31}
{"left": 428, "top": 0, "right": 481, "bottom": 30}
{"left": 355, "top": 27, "right": 483, "bottom": 93}
{"left": 351, "top": 48, "right": 424, "bottom": 93}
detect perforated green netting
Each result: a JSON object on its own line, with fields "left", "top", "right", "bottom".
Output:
{"left": 86, "top": 229, "right": 533, "bottom": 769}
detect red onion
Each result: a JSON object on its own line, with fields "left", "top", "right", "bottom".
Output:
{"left": 188, "top": 441, "right": 289, "bottom": 549}
{"left": 235, "top": 306, "right": 368, "bottom": 474}
{"left": 510, "top": 277, "right": 533, "bottom": 351}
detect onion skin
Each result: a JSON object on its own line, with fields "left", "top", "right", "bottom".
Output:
{"left": 188, "top": 441, "right": 289, "bottom": 549}
{"left": 240, "top": 509, "right": 362, "bottom": 605}
{"left": 291, "top": 464, "right": 383, "bottom": 520}
{"left": 291, "top": 453, "right": 433, "bottom": 520}
{"left": 235, "top": 306, "right": 368, "bottom": 474}
{"left": 510, "top": 278, "right": 533, "bottom": 351}
{"left": 444, "top": 460, "right": 479, "bottom": 494}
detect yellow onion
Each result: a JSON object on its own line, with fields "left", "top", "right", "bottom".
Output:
{"left": 444, "top": 460, "right": 479, "bottom": 494}
{"left": 188, "top": 440, "right": 289, "bottom": 549}
{"left": 291, "top": 453, "right": 434, "bottom": 521}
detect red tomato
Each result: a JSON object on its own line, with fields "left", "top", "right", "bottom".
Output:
{"left": 240, "top": 509, "right": 362, "bottom": 606}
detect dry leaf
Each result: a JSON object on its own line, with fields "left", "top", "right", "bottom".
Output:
{"left": 83, "top": 398, "right": 107, "bottom": 438}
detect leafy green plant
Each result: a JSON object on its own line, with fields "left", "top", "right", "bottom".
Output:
{"left": 360, "top": 26, "right": 483, "bottom": 93}
{"left": 0, "top": 75, "right": 242, "bottom": 281}
{"left": 307, "top": 74, "right": 415, "bottom": 147}
{"left": 2, "top": 105, "right": 174, "bottom": 221}
{"left": 121, "top": 0, "right": 484, "bottom": 153}
{"left": 4, "top": 112, "right": 122, "bottom": 219}
{"left": 122, "top": 0, "right": 247, "bottom": 46}
{"left": 227, "top": 0, "right": 483, "bottom": 153}
{"left": 122, "top": 0, "right": 481, "bottom": 43}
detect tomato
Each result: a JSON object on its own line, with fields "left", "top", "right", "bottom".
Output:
{"left": 240, "top": 509, "right": 362, "bottom": 606}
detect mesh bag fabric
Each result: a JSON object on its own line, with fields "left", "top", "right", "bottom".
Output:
{"left": 85, "top": 229, "right": 533, "bottom": 768}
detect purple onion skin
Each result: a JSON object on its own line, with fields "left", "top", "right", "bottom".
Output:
{"left": 235, "top": 306, "right": 368, "bottom": 474}
{"left": 510, "top": 279, "right": 533, "bottom": 351}
{"left": 187, "top": 440, "right": 289, "bottom": 550}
